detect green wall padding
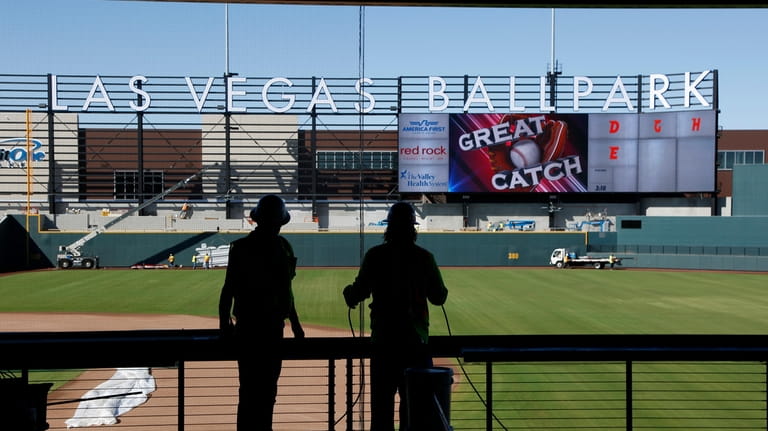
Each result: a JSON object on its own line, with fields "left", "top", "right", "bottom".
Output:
{"left": 4, "top": 214, "right": 766, "bottom": 272}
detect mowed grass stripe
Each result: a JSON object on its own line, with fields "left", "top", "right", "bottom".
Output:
{"left": 2, "top": 268, "right": 767, "bottom": 429}
{"left": 2, "top": 268, "right": 768, "bottom": 334}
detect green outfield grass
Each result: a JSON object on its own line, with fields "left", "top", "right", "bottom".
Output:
{"left": 2, "top": 267, "right": 767, "bottom": 430}
{"left": 2, "top": 267, "right": 767, "bottom": 335}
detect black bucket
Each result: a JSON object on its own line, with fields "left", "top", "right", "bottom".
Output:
{"left": 0, "top": 380, "right": 53, "bottom": 431}
{"left": 404, "top": 367, "right": 454, "bottom": 431}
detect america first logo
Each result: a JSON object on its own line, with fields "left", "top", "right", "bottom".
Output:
{"left": 401, "top": 119, "right": 447, "bottom": 136}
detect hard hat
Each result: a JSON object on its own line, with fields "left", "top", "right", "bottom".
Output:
{"left": 386, "top": 202, "right": 418, "bottom": 226}
{"left": 250, "top": 194, "right": 290, "bottom": 226}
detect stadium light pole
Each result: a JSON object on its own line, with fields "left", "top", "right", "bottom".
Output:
{"left": 225, "top": 3, "right": 230, "bottom": 75}
{"left": 223, "top": 4, "right": 235, "bottom": 218}
{"left": 547, "top": 8, "right": 561, "bottom": 109}
{"left": 550, "top": 8, "right": 555, "bottom": 77}
{"left": 546, "top": 8, "right": 562, "bottom": 230}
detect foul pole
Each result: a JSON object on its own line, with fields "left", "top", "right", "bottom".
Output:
{"left": 25, "top": 108, "right": 32, "bottom": 267}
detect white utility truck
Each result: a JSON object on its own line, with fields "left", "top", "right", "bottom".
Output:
{"left": 549, "top": 248, "right": 621, "bottom": 269}
{"left": 56, "top": 165, "right": 215, "bottom": 269}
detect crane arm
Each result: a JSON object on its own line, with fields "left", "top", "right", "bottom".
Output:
{"left": 60, "top": 164, "right": 217, "bottom": 256}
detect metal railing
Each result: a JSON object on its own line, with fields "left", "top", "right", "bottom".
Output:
{"left": 2, "top": 331, "right": 768, "bottom": 431}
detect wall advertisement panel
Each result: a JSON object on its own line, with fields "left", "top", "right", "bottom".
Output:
{"left": 399, "top": 110, "right": 716, "bottom": 194}
{"left": 398, "top": 114, "right": 451, "bottom": 192}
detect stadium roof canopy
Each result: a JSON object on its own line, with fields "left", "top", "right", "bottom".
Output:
{"left": 128, "top": 1, "right": 762, "bottom": 8}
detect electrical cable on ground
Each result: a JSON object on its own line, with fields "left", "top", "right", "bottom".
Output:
{"left": 333, "top": 306, "right": 364, "bottom": 426}
{"left": 441, "top": 304, "right": 510, "bottom": 431}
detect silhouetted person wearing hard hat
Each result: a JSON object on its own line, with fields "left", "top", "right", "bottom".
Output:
{"left": 343, "top": 201, "right": 448, "bottom": 431}
{"left": 219, "top": 194, "right": 304, "bottom": 431}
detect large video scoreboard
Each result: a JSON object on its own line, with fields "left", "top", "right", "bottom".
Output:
{"left": 398, "top": 111, "right": 716, "bottom": 194}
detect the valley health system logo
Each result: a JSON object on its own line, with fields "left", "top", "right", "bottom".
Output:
{"left": 398, "top": 114, "right": 450, "bottom": 192}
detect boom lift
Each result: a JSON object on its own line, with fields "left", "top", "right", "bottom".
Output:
{"left": 56, "top": 165, "right": 215, "bottom": 269}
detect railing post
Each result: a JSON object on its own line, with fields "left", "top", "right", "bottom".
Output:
{"left": 626, "top": 360, "right": 632, "bottom": 431}
{"left": 486, "top": 361, "right": 493, "bottom": 431}
{"left": 328, "top": 358, "right": 335, "bottom": 431}
{"left": 346, "top": 357, "right": 354, "bottom": 431}
{"left": 178, "top": 360, "right": 185, "bottom": 431}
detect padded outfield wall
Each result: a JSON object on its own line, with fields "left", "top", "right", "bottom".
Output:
{"left": 10, "top": 214, "right": 587, "bottom": 269}
{"left": 3, "top": 214, "right": 767, "bottom": 272}
{"left": 608, "top": 216, "right": 768, "bottom": 271}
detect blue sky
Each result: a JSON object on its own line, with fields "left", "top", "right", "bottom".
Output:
{"left": 3, "top": 1, "right": 768, "bottom": 129}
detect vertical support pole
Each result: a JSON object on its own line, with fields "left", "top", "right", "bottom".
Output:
{"left": 311, "top": 76, "right": 318, "bottom": 222}
{"left": 357, "top": 5, "right": 366, "bottom": 226}
{"left": 486, "top": 361, "right": 493, "bottom": 431}
{"left": 626, "top": 360, "right": 633, "bottom": 431}
{"left": 548, "top": 71, "right": 556, "bottom": 110}
{"left": 550, "top": 8, "right": 556, "bottom": 77}
{"left": 328, "top": 358, "right": 335, "bottom": 431}
{"left": 25, "top": 108, "right": 32, "bottom": 268}
{"left": 26, "top": 108, "right": 32, "bottom": 214}
{"left": 463, "top": 74, "right": 469, "bottom": 107}
{"left": 397, "top": 76, "right": 402, "bottom": 113}
{"left": 462, "top": 195, "right": 469, "bottom": 229}
{"left": 178, "top": 360, "right": 185, "bottom": 431}
{"left": 712, "top": 69, "right": 720, "bottom": 216}
{"left": 137, "top": 81, "right": 145, "bottom": 215}
{"left": 223, "top": 73, "right": 233, "bottom": 218}
{"left": 346, "top": 357, "right": 353, "bottom": 431}
{"left": 46, "top": 74, "right": 57, "bottom": 215}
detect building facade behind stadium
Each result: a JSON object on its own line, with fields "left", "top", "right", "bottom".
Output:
{"left": 1, "top": 71, "right": 766, "bottom": 271}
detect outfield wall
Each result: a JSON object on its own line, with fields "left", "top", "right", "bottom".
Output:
{"left": 0, "top": 215, "right": 51, "bottom": 272}
{"left": 3, "top": 214, "right": 767, "bottom": 272}
{"left": 604, "top": 216, "right": 768, "bottom": 271}
{"left": 15, "top": 214, "right": 587, "bottom": 268}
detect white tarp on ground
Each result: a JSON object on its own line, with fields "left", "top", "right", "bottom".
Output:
{"left": 65, "top": 368, "right": 156, "bottom": 428}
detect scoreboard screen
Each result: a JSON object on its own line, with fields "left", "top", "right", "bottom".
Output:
{"left": 398, "top": 111, "right": 716, "bottom": 194}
